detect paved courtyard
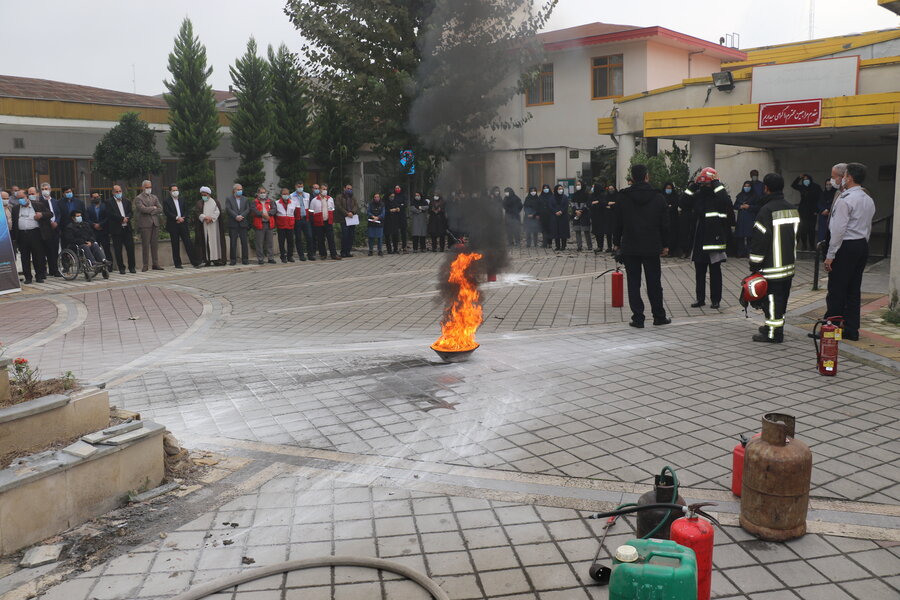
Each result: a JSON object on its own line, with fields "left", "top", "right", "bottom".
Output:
{"left": 2, "top": 247, "right": 898, "bottom": 599}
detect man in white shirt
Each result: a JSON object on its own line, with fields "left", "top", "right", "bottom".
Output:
{"left": 824, "top": 162, "right": 876, "bottom": 341}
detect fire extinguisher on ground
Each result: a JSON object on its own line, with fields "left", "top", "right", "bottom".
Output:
{"left": 812, "top": 316, "right": 843, "bottom": 376}
{"left": 596, "top": 267, "right": 624, "bottom": 308}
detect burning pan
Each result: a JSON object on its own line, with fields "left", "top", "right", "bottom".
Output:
{"left": 432, "top": 344, "right": 480, "bottom": 363}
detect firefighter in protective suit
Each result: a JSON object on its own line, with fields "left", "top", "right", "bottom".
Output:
{"left": 682, "top": 167, "right": 733, "bottom": 309}
{"left": 748, "top": 173, "right": 799, "bottom": 343}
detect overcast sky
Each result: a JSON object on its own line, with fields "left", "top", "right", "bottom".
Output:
{"left": 0, "top": 0, "right": 896, "bottom": 96}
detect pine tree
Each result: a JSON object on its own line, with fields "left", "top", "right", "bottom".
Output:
{"left": 285, "top": 0, "right": 557, "bottom": 188}
{"left": 164, "top": 18, "right": 221, "bottom": 212}
{"left": 268, "top": 43, "right": 310, "bottom": 190}
{"left": 92, "top": 112, "right": 161, "bottom": 185}
{"left": 229, "top": 38, "right": 272, "bottom": 192}
{"left": 311, "top": 97, "right": 361, "bottom": 187}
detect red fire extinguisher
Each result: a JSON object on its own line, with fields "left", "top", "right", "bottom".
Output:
{"left": 731, "top": 433, "right": 760, "bottom": 497}
{"left": 812, "top": 316, "right": 843, "bottom": 376}
{"left": 596, "top": 267, "right": 624, "bottom": 308}
{"left": 670, "top": 507, "right": 718, "bottom": 600}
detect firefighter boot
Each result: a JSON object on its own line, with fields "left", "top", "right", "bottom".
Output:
{"left": 753, "top": 328, "right": 784, "bottom": 343}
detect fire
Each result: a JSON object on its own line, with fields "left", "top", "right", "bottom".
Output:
{"left": 431, "top": 252, "right": 484, "bottom": 353}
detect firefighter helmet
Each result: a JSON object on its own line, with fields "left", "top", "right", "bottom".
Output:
{"left": 696, "top": 167, "right": 719, "bottom": 183}
{"left": 740, "top": 273, "right": 768, "bottom": 308}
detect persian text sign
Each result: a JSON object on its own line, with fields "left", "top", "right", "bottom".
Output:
{"left": 758, "top": 99, "right": 822, "bottom": 130}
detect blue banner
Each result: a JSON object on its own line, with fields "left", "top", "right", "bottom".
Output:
{"left": 0, "top": 207, "right": 21, "bottom": 295}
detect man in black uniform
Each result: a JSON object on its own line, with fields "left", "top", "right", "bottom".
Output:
{"left": 748, "top": 173, "right": 799, "bottom": 343}
{"left": 613, "top": 163, "right": 671, "bottom": 328}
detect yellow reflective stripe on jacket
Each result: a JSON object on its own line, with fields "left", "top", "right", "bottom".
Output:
{"left": 705, "top": 212, "right": 729, "bottom": 219}
{"left": 749, "top": 254, "right": 765, "bottom": 263}
{"left": 714, "top": 185, "right": 725, "bottom": 193}
{"left": 702, "top": 244, "right": 727, "bottom": 250}
{"left": 754, "top": 222, "right": 767, "bottom": 234}
{"left": 684, "top": 189, "right": 694, "bottom": 196}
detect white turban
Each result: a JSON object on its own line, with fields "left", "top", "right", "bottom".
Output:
{"left": 199, "top": 186, "right": 212, "bottom": 195}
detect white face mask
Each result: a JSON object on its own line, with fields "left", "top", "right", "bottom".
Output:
{"left": 171, "top": 191, "right": 179, "bottom": 198}
{"left": 144, "top": 188, "right": 152, "bottom": 195}
{"left": 831, "top": 177, "right": 842, "bottom": 189}
{"left": 530, "top": 191, "right": 537, "bottom": 196}
{"left": 296, "top": 187, "right": 303, "bottom": 193}
{"left": 575, "top": 185, "right": 582, "bottom": 191}
{"left": 321, "top": 190, "right": 328, "bottom": 196}
{"left": 41, "top": 189, "right": 50, "bottom": 198}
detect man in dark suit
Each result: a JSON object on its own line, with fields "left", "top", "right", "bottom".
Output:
{"left": 39, "top": 182, "right": 67, "bottom": 277}
{"left": 85, "top": 192, "right": 111, "bottom": 261}
{"left": 224, "top": 183, "right": 250, "bottom": 265}
{"left": 11, "top": 190, "right": 51, "bottom": 283}
{"left": 106, "top": 184, "right": 136, "bottom": 274}
{"left": 163, "top": 185, "right": 199, "bottom": 269}
{"left": 61, "top": 186, "right": 85, "bottom": 218}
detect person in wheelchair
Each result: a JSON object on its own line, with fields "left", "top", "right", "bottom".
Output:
{"left": 64, "top": 210, "right": 109, "bottom": 267}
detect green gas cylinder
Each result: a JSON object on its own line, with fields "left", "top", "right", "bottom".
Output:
{"left": 609, "top": 538, "right": 698, "bottom": 600}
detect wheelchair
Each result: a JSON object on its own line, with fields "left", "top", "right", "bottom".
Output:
{"left": 58, "top": 244, "right": 110, "bottom": 281}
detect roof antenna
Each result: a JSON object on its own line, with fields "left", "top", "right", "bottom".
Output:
{"left": 809, "top": 0, "right": 816, "bottom": 39}
{"left": 132, "top": 64, "right": 136, "bottom": 94}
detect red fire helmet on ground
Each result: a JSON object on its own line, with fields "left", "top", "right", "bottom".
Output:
{"left": 696, "top": 167, "right": 719, "bottom": 183}
{"left": 740, "top": 273, "right": 769, "bottom": 307}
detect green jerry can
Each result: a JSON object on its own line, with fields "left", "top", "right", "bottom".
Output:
{"left": 609, "top": 538, "right": 698, "bottom": 600}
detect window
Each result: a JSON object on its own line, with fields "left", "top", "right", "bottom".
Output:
{"left": 162, "top": 160, "right": 179, "bottom": 191}
{"left": 526, "top": 64, "right": 554, "bottom": 106}
{"left": 526, "top": 154, "right": 555, "bottom": 191}
{"left": 3, "top": 158, "right": 34, "bottom": 190}
{"left": 48, "top": 159, "right": 76, "bottom": 197}
{"left": 592, "top": 54, "right": 624, "bottom": 99}
{"left": 89, "top": 161, "right": 115, "bottom": 199}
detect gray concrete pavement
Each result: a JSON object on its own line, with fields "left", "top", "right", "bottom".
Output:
{"left": 2, "top": 247, "right": 897, "bottom": 599}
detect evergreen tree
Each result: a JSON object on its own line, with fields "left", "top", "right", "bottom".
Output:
{"left": 229, "top": 38, "right": 272, "bottom": 191}
{"left": 311, "top": 97, "right": 361, "bottom": 187}
{"left": 285, "top": 0, "right": 557, "bottom": 186}
{"left": 164, "top": 18, "right": 221, "bottom": 212}
{"left": 92, "top": 112, "right": 161, "bottom": 185}
{"left": 268, "top": 43, "right": 310, "bottom": 189}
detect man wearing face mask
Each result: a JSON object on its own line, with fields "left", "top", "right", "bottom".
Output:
{"left": 64, "top": 210, "right": 109, "bottom": 277}
{"left": 134, "top": 179, "right": 164, "bottom": 271}
{"left": 748, "top": 170, "right": 764, "bottom": 198}
{"left": 823, "top": 162, "right": 876, "bottom": 342}
{"left": 105, "top": 184, "right": 136, "bottom": 274}
{"left": 39, "top": 182, "right": 66, "bottom": 277}
{"left": 11, "top": 189, "right": 50, "bottom": 283}
{"left": 275, "top": 187, "right": 297, "bottom": 262}
{"left": 225, "top": 184, "right": 250, "bottom": 265}
{"left": 291, "top": 181, "right": 314, "bottom": 261}
{"left": 791, "top": 174, "right": 822, "bottom": 251}
{"left": 61, "top": 187, "right": 84, "bottom": 217}
{"left": 163, "top": 185, "right": 200, "bottom": 269}
{"left": 817, "top": 175, "right": 837, "bottom": 244}
{"left": 335, "top": 183, "right": 358, "bottom": 258}
{"left": 250, "top": 187, "right": 277, "bottom": 264}
{"left": 85, "top": 192, "right": 111, "bottom": 263}
{"left": 309, "top": 185, "right": 339, "bottom": 259}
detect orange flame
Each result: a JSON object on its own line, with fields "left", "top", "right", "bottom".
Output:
{"left": 431, "top": 252, "right": 484, "bottom": 353}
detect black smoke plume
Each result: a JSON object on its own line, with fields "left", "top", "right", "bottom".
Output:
{"left": 410, "top": 0, "right": 556, "bottom": 306}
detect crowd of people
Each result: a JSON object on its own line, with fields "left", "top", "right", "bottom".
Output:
{"left": 3, "top": 163, "right": 876, "bottom": 346}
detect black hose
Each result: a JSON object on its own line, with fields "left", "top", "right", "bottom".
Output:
{"left": 589, "top": 503, "right": 687, "bottom": 520}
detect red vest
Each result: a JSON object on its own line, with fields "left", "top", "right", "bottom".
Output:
{"left": 252, "top": 198, "right": 274, "bottom": 230}
{"left": 311, "top": 197, "right": 334, "bottom": 226}
{"left": 275, "top": 199, "right": 295, "bottom": 229}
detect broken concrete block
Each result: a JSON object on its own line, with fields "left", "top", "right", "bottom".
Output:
{"left": 100, "top": 426, "right": 151, "bottom": 446}
{"left": 82, "top": 421, "right": 141, "bottom": 444}
{"left": 20, "top": 544, "right": 64, "bottom": 568}
{"left": 61, "top": 441, "right": 98, "bottom": 459}
{"left": 103, "top": 421, "right": 142, "bottom": 436}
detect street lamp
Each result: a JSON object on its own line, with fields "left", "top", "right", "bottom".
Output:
{"left": 712, "top": 71, "right": 735, "bottom": 92}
